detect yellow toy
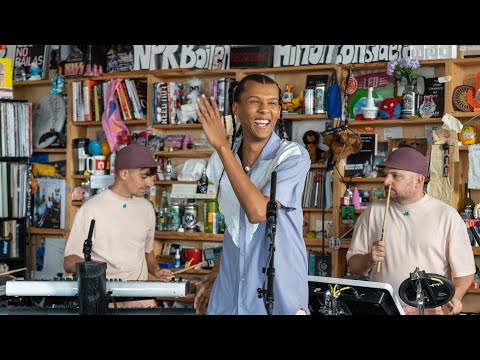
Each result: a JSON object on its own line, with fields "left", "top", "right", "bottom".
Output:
{"left": 282, "top": 94, "right": 304, "bottom": 113}
{"left": 459, "top": 125, "right": 478, "bottom": 145}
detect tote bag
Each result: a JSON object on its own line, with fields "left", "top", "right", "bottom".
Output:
{"left": 102, "top": 79, "right": 130, "bottom": 152}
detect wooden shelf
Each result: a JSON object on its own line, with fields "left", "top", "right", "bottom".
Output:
{"left": 467, "top": 288, "right": 480, "bottom": 294}
{"left": 472, "top": 247, "right": 480, "bottom": 256}
{"left": 304, "top": 238, "right": 350, "bottom": 248}
{"left": 347, "top": 177, "right": 430, "bottom": 183}
{"left": 310, "top": 163, "right": 327, "bottom": 169}
{"left": 12, "top": 79, "right": 51, "bottom": 87}
{"left": 348, "top": 118, "right": 442, "bottom": 127}
{"left": 73, "top": 119, "right": 147, "bottom": 127}
{"left": 33, "top": 148, "right": 67, "bottom": 153}
{"left": 155, "top": 231, "right": 223, "bottom": 242}
{"left": 303, "top": 208, "right": 333, "bottom": 212}
{"left": 153, "top": 180, "right": 196, "bottom": 185}
{"left": 72, "top": 201, "right": 83, "bottom": 207}
{"left": 282, "top": 114, "right": 328, "bottom": 120}
{"left": 348, "top": 178, "right": 386, "bottom": 183}
{"left": 450, "top": 111, "right": 480, "bottom": 119}
{"left": 72, "top": 175, "right": 89, "bottom": 179}
{"left": 29, "top": 227, "right": 65, "bottom": 235}
{"left": 152, "top": 150, "right": 213, "bottom": 158}
{"left": 153, "top": 124, "right": 203, "bottom": 130}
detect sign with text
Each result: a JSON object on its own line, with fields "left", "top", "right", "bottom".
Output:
{"left": 133, "top": 45, "right": 230, "bottom": 70}
{"left": 273, "top": 45, "right": 412, "bottom": 67}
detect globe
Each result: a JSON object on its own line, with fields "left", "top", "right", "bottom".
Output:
{"left": 88, "top": 140, "right": 101, "bottom": 156}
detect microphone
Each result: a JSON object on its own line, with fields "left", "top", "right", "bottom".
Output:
{"left": 266, "top": 171, "right": 277, "bottom": 227}
{"left": 83, "top": 219, "right": 95, "bottom": 262}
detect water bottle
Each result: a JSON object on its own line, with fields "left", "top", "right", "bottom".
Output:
{"left": 174, "top": 249, "right": 181, "bottom": 269}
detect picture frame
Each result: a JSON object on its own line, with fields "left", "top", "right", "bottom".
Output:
{"left": 14, "top": 45, "right": 51, "bottom": 80}
{"left": 341, "top": 205, "right": 355, "bottom": 224}
{"left": 371, "top": 187, "right": 386, "bottom": 202}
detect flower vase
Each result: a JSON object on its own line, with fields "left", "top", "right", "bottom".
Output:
{"left": 401, "top": 84, "right": 418, "bottom": 119}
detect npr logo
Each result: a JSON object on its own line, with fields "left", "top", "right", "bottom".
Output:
{"left": 133, "top": 45, "right": 230, "bottom": 70}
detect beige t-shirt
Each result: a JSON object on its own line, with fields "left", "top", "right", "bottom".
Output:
{"left": 347, "top": 194, "right": 475, "bottom": 305}
{"left": 65, "top": 188, "right": 155, "bottom": 281}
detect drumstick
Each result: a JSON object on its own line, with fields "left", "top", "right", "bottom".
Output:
{"left": 0, "top": 267, "right": 27, "bottom": 277}
{"left": 173, "top": 261, "right": 207, "bottom": 276}
{"left": 377, "top": 185, "right": 392, "bottom": 273}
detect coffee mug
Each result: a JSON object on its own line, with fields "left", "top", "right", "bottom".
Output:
{"left": 182, "top": 249, "right": 202, "bottom": 266}
{"left": 86, "top": 155, "right": 107, "bottom": 175}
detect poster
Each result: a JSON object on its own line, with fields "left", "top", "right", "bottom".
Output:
{"left": 0, "top": 58, "right": 13, "bottom": 99}
{"left": 14, "top": 45, "right": 50, "bottom": 80}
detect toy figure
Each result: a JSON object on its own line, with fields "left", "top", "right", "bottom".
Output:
{"left": 27, "top": 61, "right": 42, "bottom": 80}
{"left": 378, "top": 98, "right": 401, "bottom": 119}
{"left": 303, "top": 130, "right": 326, "bottom": 163}
{"left": 282, "top": 94, "right": 304, "bottom": 113}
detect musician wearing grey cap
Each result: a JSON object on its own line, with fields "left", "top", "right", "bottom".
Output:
{"left": 347, "top": 146, "right": 475, "bottom": 315}
{"left": 64, "top": 143, "right": 173, "bottom": 308}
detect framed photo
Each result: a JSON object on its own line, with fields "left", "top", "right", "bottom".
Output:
{"left": 371, "top": 187, "right": 386, "bottom": 202}
{"left": 14, "top": 45, "right": 51, "bottom": 80}
{"left": 341, "top": 205, "right": 355, "bottom": 224}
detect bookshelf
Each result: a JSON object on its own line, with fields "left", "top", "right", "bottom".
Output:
{"left": 13, "top": 57, "right": 480, "bottom": 312}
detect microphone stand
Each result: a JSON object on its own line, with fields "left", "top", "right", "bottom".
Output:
{"left": 76, "top": 219, "right": 108, "bottom": 315}
{"left": 257, "top": 171, "right": 277, "bottom": 315}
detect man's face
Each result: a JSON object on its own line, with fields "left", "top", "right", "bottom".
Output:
{"left": 125, "top": 168, "right": 153, "bottom": 197}
{"left": 383, "top": 168, "right": 422, "bottom": 204}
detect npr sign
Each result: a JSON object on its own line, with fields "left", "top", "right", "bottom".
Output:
{"left": 133, "top": 45, "right": 230, "bottom": 70}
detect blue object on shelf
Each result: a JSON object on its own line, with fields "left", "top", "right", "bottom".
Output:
{"left": 159, "top": 263, "right": 174, "bottom": 269}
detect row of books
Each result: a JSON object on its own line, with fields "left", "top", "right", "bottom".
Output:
{"left": 152, "top": 77, "right": 235, "bottom": 125}
{"left": 0, "top": 101, "right": 32, "bottom": 158}
{"left": 72, "top": 79, "right": 147, "bottom": 123}
{"left": 0, "top": 162, "right": 29, "bottom": 218}
{"left": 302, "top": 170, "right": 333, "bottom": 209}
{"left": 0, "top": 220, "right": 22, "bottom": 259}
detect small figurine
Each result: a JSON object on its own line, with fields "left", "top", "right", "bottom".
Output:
{"left": 379, "top": 98, "right": 401, "bottom": 119}
{"left": 27, "top": 61, "right": 42, "bottom": 80}
{"left": 303, "top": 130, "right": 328, "bottom": 163}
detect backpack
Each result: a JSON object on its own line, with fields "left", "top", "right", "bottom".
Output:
{"left": 326, "top": 69, "right": 342, "bottom": 119}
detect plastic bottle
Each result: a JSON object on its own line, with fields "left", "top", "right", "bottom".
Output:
{"left": 352, "top": 187, "right": 361, "bottom": 210}
{"left": 158, "top": 190, "right": 170, "bottom": 231}
{"left": 196, "top": 168, "right": 208, "bottom": 194}
{"left": 174, "top": 249, "right": 181, "bottom": 269}
{"left": 165, "top": 158, "right": 172, "bottom": 181}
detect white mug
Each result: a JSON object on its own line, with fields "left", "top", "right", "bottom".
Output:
{"left": 86, "top": 155, "right": 107, "bottom": 175}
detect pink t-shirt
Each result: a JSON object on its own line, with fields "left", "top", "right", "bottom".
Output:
{"left": 347, "top": 194, "right": 475, "bottom": 306}
{"left": 65, "top": 188, "right": 155, "bottom": 281}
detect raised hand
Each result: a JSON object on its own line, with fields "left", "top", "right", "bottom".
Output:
{"left": 195, "top": 94, "right": 229, "bottom": 151}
